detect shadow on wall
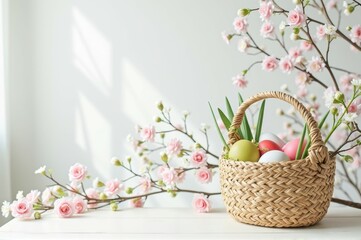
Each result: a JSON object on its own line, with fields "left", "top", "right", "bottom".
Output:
{"left": 9, "top": 0, "right": 240, "bottom": 213}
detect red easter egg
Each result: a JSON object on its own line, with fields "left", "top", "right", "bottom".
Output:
{"left": 258, "top": 140, "right": 282, "bottom": 155}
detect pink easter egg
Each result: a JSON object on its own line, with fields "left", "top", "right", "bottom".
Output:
{"left": 282, "top": 138, "right": 306, "bottom": 160}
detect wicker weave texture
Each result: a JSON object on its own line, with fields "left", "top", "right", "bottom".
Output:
{"left": 220, "top": 91, "right": 335, "bottom": 227}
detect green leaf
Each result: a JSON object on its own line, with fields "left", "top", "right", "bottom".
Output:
{"left": 218, "top": 108, "right": 231, "bottom": 130}
{"left": 301, "top": 111, "right": 330, "bottom": 159}
{"left": 301, "top": 127, "right": 311, "bottom": 159}
{"left": 208, "top": 102, "right": 228, "bottom": 149}
{"left": 225, "top": 97, "right": 234, "bottom": 121}
{"left": 255, "top": 100, "right": 266, "bottom": 142}
{"left": 238, "top": 93, "right": 253, "bottom": 141}
{"left": 296, "top": 124, "right": 307, "bottom": 160}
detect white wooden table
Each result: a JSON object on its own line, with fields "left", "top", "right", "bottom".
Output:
{"left": 0, "top": 204, "right": 360, "bottom": 239}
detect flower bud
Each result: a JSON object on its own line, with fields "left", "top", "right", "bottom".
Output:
{"left": 293, "top": 0, "right": 301, "bottom": 4}
{"left": 154, "top": 116, "right": 162, "bottom": 123}
{"left": 330, "top": 106, "right": 338, "bottom": 115}
{"left": 177, "top": 150, "right": 184, "bottom": 158}
{"left": 110, "top": 157, "right": 122, "bottom": 166}
{"left": 237, "top": 8, "right": 250, "bottom": 16}
{"left": 160, "top": 151, "right": 168, "bottom": 163}
{"left": 293, "top": 27, "right": 300, "bottom": 34}
{"left": 276, "top": 108, "right": 284, "bottom": 116}
{"left": 290, "top": 33, "right": 300, "bottom": 41}
{"left": 110, "top": 202, "right": 118, "bottom": 211}
{"left": 125, "top": 187, "right": 133, "bottom": 194}
{"left": 346, "top": 26, "right": 352, "bottom": 31}
{"left": 34, "top": 212, "right": 41, "bottom": 220}
{"left": 160, "top": 133, "right": 165, "bottom": 139}
{"left": 333, "top": 91, "right": 345, "bottom": 103}
{"left": 241, "top": 69, "right": 248, "bottom": 75}
{"left": 168, "top": 190, "right": 177, "bottom": 198}
{"left": 156, "top": 101, "right": 164, "bottom": 111}
{"left": 309, "top": 94, "right": 317, "bottom": 102}
{"left": 126, "top": 156, "right": 132, "bottom": 163}
{"left": 343, "top": 155, "right": 353, "bottom": 163}
{"left": 182, "top": 111, "right": 190, "bottom": 117}
{"left": 157, "top": 180, "right": 165, "bottom": 187}
{"left": 100, "top": 193, "right": 108, "bottom": 200}
{"left": 194, "top": 143, "right": 202, "bottom": 149}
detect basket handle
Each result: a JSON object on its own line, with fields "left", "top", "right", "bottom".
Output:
{"left": 228, "top": 91, "right": 327, "bottom": 163}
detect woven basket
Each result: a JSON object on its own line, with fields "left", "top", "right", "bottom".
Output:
{"left": 220, "top": 91, "right": 335, "bottom": 228}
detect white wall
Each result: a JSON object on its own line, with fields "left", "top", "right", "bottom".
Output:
{"left": 6, "top": 0, "right": 361, "bottom": 217}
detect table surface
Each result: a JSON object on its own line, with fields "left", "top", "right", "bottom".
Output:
{"left": 0, "top": 204, "right": 361, "bottom": 239}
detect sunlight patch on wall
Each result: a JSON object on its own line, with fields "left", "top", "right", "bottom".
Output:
{"left": 78, "top": 93, "right": 111, "bottom": 178}
{"left": 72, "top": 7, "right": 112, "bottom": 96}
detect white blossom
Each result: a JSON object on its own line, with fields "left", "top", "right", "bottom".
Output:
{"left": 1, "top": 201, "right": 10, "bottom": 218}
{"left": 34, "top": 165, "right": 46, "bottom": 175}
{"left": 16, "top": 191, "right": 24, "bottom": 200}
{"left": 343, "top": 113, "right": 358, "bottom": 123}
{"left": 351, "top": 78, "right": 361, "bottom": 87}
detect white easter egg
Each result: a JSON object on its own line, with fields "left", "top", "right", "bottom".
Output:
{"left": 258, "top": 150, "right": 290, "bottom": 163}
{"left": 259, "top": 133, "right": 286, "bottom": 148}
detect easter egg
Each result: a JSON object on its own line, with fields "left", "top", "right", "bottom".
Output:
{"left": 258, "top": 140, "right": 282, "bottom": 155}
{"left": 282, "top": 138, "right": 307, "bottom": 160}
{"left": 259, "top": 133, "right": 286, "bottom": 148}
{"left": 258, "top": 150, "right": 290, "bottom": 163}
{"left": 229, "top": 140, "right": 260, "bottom": 162}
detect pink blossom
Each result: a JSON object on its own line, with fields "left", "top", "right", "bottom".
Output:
{"left": 287, "top": 6, "right": 305, "bottom": 27}
{"left": 279, "top": 56, "right": 294, "bottom": 74}
{"left": 352, "top": 157, "right": 361, "bottom": 169}
{"left": 174, "top": 123, "right": 184, "bottom": 131}
{"left": 41, "top": 188, "right": 55, "bottom": 206}
{"left": 327, "top": 0, "right": 338, "bottom": 10}
{"left": 233, "top": 17, "right": 248, "bottom": 33}
{"left": 54, "top": 198, "right": 75, "bottom": 218}
{"left": 25, "top": 190, "right": 40, "bottom": 205}
{"left": 85, "top": 188, "right": 99, "bottom": 208}
{"left": 260, "top": 22, "right": 275, "bottom": 38}
{"left": 350, "top": 25, "right": 361, "bottom": 44}
{"left": 300, "top": 40, "right": 313, "bottom": 51}
{"left": 221, "top": 31, "right": 231, "bottom": 45}
{"left": 157, "top": 165, "right": 167, "bottom": 178}
{"left": 175, "top": 168, "right": 186, "bottom": 184}
{"left": 340, "top": 74, "right": 358, "bottom": 92}
{"left": 68, "top": 163, "right": 87, "bottom": 183}
{"left": 130, "top": 198, "right": 144, "bottom": 208}
{"left": 348, "top": 98, "right": 361, "bottom": 115}
{"left": 237, "top": 38, "right": 250, "bottom": 53}
{"left": 232, "top": 74, "right": 248, "bottom": 88}
{"left": 217, "top": 119, "right": 226, "bottom": 130}
{"left": 190, "top": 149, "right": 208, "bottom": 167}
{"left": 161, "top": 167, "right": 178, "bottom": 186}
{"left": 192, "top": 194, "right": 210, "bottom": 213}
{"left": 140, "top": 177, "right": 152, "bottom": 193}
{"left": 307, "top": 56, "right": 325, "bottom": 72}
{"left": 10, "top": 199, "right": 33, "bottom": 219}
{"left": 195, "top": 167, "right": 212, "bottom": 184}
{"left": 295, "top": 72, "right": 309, "bottom": 86}
{"left": 166, "top": 138, "right": 183, "bottom": 156}
{"left": 323, "top": 86, "right": 337, "bottom": 108}
{"left": 316, "top": 25, "right": 326, "bottom": 40}
{"left": 259, "top": 1, "right": 274, "bottom": 21}
{"left": 104, "top": 179, "right": 123, "bottom": 197}
{"left": 140, "top": 125, "right": 155, "bottom": 142}
{"left": 262, "top": 56, "right": 278, "bottom": 72}
{"left": 73, "top": 196, "right": 87, "bottom": 214}
{"left": 297, "top": 86, "right": 308, "bottom": 98}
{"left": 288, "top": 47, "right": 302, "bottom": 61}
